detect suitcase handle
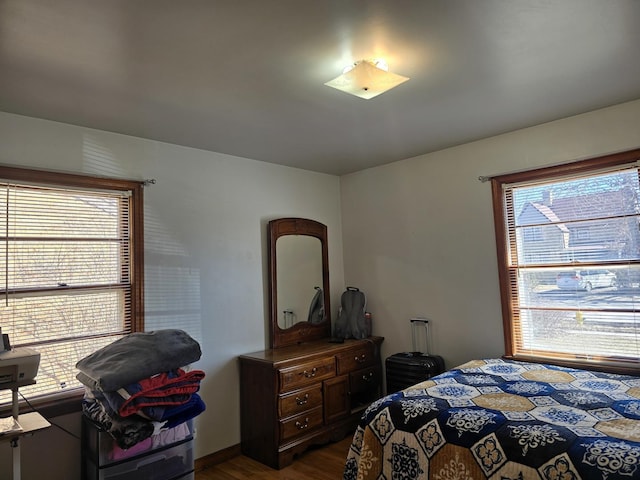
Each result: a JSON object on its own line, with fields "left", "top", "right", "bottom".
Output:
{"left": 410, "top": 317, "right": 432, "bottom": 354}
{"left": 410, "top": 318, "right": 429, "bottom": 325}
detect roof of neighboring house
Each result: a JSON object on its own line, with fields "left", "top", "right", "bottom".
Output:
{"left": 529, "top": 202, "right": 570, "bottom": 233}
{"left": 546, "top": 189, "right": 634, "bottom": 221}
{"left": 520, "top": 188, "right": 635, "bottom": 228}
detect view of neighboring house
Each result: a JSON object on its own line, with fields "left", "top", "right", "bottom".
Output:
{"left": 517, "top": 187, "right": 640, "bottom": 267}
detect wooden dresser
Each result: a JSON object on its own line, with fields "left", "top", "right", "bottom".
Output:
{"left": 239, "top": 336, "right": 384, "bottom": 469}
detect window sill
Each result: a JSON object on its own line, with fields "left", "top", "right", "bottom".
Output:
{"left": 504, "top": 354, "right": 640, "bottom": 376}
{"left": 0, "top": 388, "right": 84, "bottom": 419}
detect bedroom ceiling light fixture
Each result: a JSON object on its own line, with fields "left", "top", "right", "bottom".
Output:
{"left": 324, "top": 59, "right": 409, "bottom": 99}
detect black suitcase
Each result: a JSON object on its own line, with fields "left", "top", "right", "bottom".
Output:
{"left": 385, "top": 318, "right": 445, "bottom": 394}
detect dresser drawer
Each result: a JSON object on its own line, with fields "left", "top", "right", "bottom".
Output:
{"left": 350, "top": 366, "right": 381, "bottom": 394}
{"left": 279, "top": 385, "right": 323, "bottom": 418}
{"left": 279, "top": 407, "right": 323, "bottom": 442}
{"left": 279, "top": 357, "right": 335, "bottom": 392}
{"left": 336, "top": 343, "right": 377, "bottom": 374}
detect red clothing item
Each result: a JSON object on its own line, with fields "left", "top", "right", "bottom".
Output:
{"left": 115, "top": 369, "right": 205, "bottom": 417}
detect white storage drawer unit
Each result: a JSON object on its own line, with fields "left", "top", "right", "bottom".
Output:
{"left": 82, "top": 415, "right": 194, "bottom": 480}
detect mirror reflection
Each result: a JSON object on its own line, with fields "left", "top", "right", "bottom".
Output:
{"left": 276, "top": 235, "right": 324, "bottom": 328}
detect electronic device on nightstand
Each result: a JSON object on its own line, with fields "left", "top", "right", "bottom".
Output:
{"left": 0, "top": 347, "right": 41, "bottom": 385}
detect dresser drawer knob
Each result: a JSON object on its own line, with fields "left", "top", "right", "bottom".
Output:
{"left": 295, "top": 418, "right": 310, "bottom": 429}
{"left": 301, "top": 367, "right": 317, "bottom": 378}
{"left": 355, "top": 354, "right": 367, "bottom": 363}
{"left": 362, "top": 372, "right": 374, "bottom": 382}
{"left": 296, "top": 394, "right": 309, "bottom": 405}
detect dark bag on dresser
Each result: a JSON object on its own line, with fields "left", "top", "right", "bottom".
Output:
{"left": 333, "top": 287, "right": 368, "bottom": 340}
{"left": 385, "top": 318, "right": 445, "bottom": 394}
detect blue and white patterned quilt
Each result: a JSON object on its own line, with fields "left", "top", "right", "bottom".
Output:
{"left": 343, "top": 358, "right": 640, "bottom": 480}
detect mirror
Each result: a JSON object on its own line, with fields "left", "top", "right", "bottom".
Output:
{"left": 276, "top": 235, "right": 324, "bottom": 328}
{"left": 268, "top": 218, "right": 331, "bottom": 348}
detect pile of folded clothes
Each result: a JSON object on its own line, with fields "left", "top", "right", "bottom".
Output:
{"left": 76, "top": 329, "right": 206, "bottom": 451}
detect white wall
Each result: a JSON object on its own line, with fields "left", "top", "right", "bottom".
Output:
{"left": 0, "top": 111, "right": 344, "bottom": 479}
{"left": 340, "top": 99, "right": 640, "bottom": 375}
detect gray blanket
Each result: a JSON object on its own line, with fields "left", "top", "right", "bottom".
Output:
{"left": 76, "top": 329, "right": 202, "bottom": 391}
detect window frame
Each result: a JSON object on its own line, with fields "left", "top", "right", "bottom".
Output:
{"left": 491, "top": 148, "right": 640, "bottom": 375}
{"left": 0, "top": 166, "right": 144, "bottom": 416}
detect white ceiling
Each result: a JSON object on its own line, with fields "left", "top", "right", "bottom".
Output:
{"left": 1, "top": 1, "right": 640, "bottom": 175}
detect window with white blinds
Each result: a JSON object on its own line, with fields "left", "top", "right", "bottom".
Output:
{"left": 491, "top": 149, "right": 640, "bottom": 374}
{"left": 0, "top": 167, "right": 143, "bottom": 406}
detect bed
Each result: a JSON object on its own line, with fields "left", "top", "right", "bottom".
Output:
{"left": 343, "top": 358, "right": 640, "bottom": 480}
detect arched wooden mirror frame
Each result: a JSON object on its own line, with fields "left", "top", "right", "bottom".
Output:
{"left": 268, "top": 217, "right": 331, "bottom": 348}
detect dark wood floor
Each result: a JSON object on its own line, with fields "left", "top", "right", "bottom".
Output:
{"left": 196, "top": 436, "right": 352, "bottom": 480}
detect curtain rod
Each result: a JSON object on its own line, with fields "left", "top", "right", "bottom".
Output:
{"left": 477, "top": 161, "right": 572, "bottom": 183}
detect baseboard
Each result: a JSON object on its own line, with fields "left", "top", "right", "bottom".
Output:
{"left": 195, "top": 443, "right": 242, "bottom": 471}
